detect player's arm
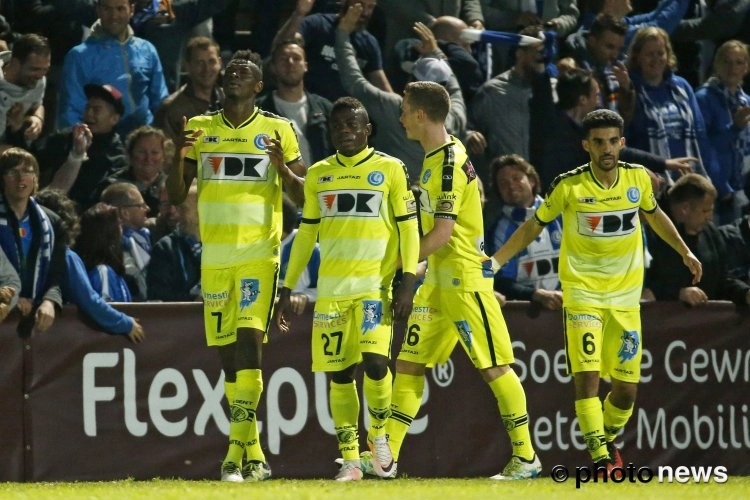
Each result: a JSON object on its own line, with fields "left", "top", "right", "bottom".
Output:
{"left": 419, "top": 217, "right": 454, "bottom": 260}
{"left": 641, "top": 207, "right": 702, "bottom": 284}
{"left": 391, "top": 168, "right": 420, "bottom": 320}
{"left": 167, "top": 116, "right": 200, "bottom": 205}
{"left": 275, "top": 220, "right": 318, "bottom": 333}
{"left": 490, "top": 217, "right": 546, "bottom": 273}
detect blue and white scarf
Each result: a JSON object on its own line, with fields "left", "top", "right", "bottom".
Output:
{"left": 634, "top": 71, "right": 707, "bottom": 184}
{"left": 0, "top": 196, "right": 54, "bottom": 302}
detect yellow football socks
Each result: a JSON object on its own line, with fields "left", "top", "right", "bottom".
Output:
{"left": 385, "top": 373, "right": 424, "bottom": 462}
{"left": 364, "top": 369, "right": 393, "bottom": 439}
{"left": 330, "top": 380, "right": 360, "bottom": 461}
{"left": 488, "top": 370, "right": 535, "bottom": 461}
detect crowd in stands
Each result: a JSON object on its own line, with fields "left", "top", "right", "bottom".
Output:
{"left": 0, "top": 0, "right": 749, "bottom": 340}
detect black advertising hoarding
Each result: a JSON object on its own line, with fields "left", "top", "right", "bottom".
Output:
{"left": 0, "top": 302, "right": 747, "bottom": 480}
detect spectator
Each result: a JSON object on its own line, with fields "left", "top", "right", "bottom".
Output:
{"left": 529, "top": 66, "right": 697, "bottom": 190}
{"left": 561, "top": 13, "right": 635, "bottom": 123}
{"left": 481, "top": 0, "right": 579, "bottom": 37}
{"left": 59, "top": 0, "right": 168, "bottom": 137}
{"left": 97, "top": 125, "right": 170, "bottom": 217}
{"left": 646, "top": 173, "right": 750, "bottom": 307}
{"left": 393, "top": 15, "right": 486, "bottom": 99}
{"left": 336, "top": 13, "right": 466, "bottom": 180}
{"left": 278, "top": 193, "right": 319, "bottom": 314}
{"left": 76, "top": 203, "right": 132, "bottom": 302}
{"left": 485, "top": 154, "right": 563, "bottom": 309}
{"left": 35, "top": 188, "right": 144, "bottom": 342}
{"left": 0, "top": 147, "right": 65, "bottom": 336}
{"left": 671, "top": 0, "right": 750, "bottom": 86}
{"left": 625, "top": 26, "right": 715, "bottom": 190}
{"left": 100, "top": 182, "right": 150, "bottom": 301}
{"left": 696, "top": 40, "right": 750, "bottom": 224}
{"left": 378, "top": 0, "right": 485, "bottom": 81}
{"left": 147, "top": 182, "right": 201, "bottom": 301}
{"left": 149, "top": 184, "right": 179, "bottom": 244}
{"left": 470, "top": 26, "right": 545, "bottom": 172}
{"left": 273, "top": 0, "right": 393, "bottom": 102}
{"left": 154, "top": 35, "right": 224, "bottom": 144}
{"left": 35, "top": 83, "right": 127, "bottom": 211}
{"left": 131, "top": 0, "right": 232, "bottom": 92}
{"left": 0, "top": 34, "right": 50, "bottom": 147}
{"left": 578, "top": 0, "right": 690, "bottom": 50}
{"left": 257, "top": 40, "right": 334, "bottom": 166}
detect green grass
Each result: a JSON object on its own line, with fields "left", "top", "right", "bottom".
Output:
{"left": 1, "top": 477, "right": 748, "bottom": 500}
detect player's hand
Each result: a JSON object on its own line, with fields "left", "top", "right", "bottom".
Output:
{"left": 664, "top": 157, "right": 697, "bottom": 176}
{"left": 531, "top": 288, "right": 563, "bottom": 310}
{"left": 264, "top": 130, "right": 289, "bottom": 174}
{"left": 678, "top": 286, "right": 708, "bottom": 307}
{"left": 289, "top": 293, "right": 309, "bottom": 315}
{"left": 338, "top": 3, "right": 361, "bottom": 34}
{"left": 274, "top": 288, "right": 293, "bottom": 333}
{"left": 176, "top": 116, "right": 202, "bottom": 159}
{"left": 34, "top": 300, "right": 56, "bottom": 333}
{"left": 413, "top": 22, "right": 438, "bottom": 55}
{"left": 392, "top": 272, "right": 417, "bottom": 322}
{"left": 683, "top": 251, "right": 702, "bottom": 285}
{"left": 465, "top": 131, "right": 487, "bottom": 155}
{"left": 128, "top": 319, "right": 145, "bottom": 343}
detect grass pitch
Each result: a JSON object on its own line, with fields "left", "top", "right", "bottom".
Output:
{"left": 1, "top": 477, "right": 748, "bottom": 500}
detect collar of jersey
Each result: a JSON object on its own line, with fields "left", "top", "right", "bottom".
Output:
{"left": 335, "top": 146, "right": 374, "bottom": 168}
{"left": 425, "top": 137, "right": 457, "bottom": 158}
{"left": 220, "top": 107, "right": 259, "bottom": 129}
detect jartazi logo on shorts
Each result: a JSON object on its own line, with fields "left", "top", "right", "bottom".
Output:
{"left": 200, "top": 153, "right": 270, "bottom": 181}
{"left": 577, "top": 208, "right": 638, "bottom": 237}
{"left": 319, "top": 190, "right": 383, "bottom": 217}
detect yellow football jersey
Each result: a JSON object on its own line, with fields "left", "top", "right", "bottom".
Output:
{"left": 186, "top": 108, "right": 301, "bottom": 268}
{"left": 285, "top": 146, "right": 419, "bottom": 299}
{"left": 535, "top": 162, "right": 657, "bottom": 309}
{"left": 417, "top": 137, "right": 494, "bottom": 291}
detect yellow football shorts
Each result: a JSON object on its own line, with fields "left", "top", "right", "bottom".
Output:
{"left": 310, "top": 290, "right": 393, "bottom": 372}
{"left": 563, "top": 306, "right": 642, "bottom": 383}
{"left": 397, "top": 282, "right": 514, "bottom": 369}
{"left": 201, "top": 260, "right": 279, "bottom": 346}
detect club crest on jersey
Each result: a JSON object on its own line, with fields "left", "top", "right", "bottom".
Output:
{"left": 421, "top": 169, "right": 432, "bottom": 184}
{"left": 627, "top": 187, "right": 640, "bottom": 203}
{"left": 319, "top": 189, "right": 383, "bottom": 217}
{"left": 618, "top": 330, "right": 640, "bottom": 363}
{"left": 254, "top": 133, "right": 270, "bottom": 150}
{"left": 454, "top": 320, "right": 473, "bottom": 351}
{"left": 577, "top": 208, "right": 638, "bottom": 237}
{"left": 368, "top": 171, "right": 384, "bottom": 186}
{"left": 239, "top": 279, "right": 260, "bottom": 310}
{"left": 201, "top": 153, "right": 270, "bottom": 181}
{"left": 361, "top": 300, "right": 382, "bottom": 334}
{"left": 203, "top": 136, "right": 220, "bottom": 143}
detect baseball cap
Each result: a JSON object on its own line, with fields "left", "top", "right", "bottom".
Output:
{"left": 412, "top": 57, "right": 452, "bottom": 85}
{"left": 84, "top": 84, "right": 125, "bottom": 115}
